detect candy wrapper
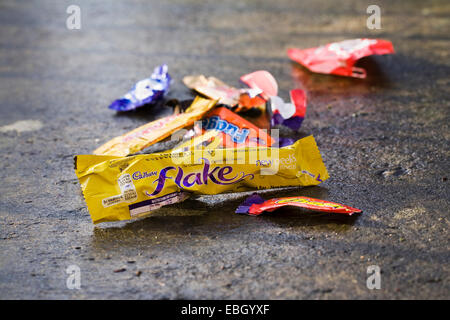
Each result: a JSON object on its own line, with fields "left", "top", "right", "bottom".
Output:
{"left": 277, "top": 137, "right": 295, "bottom": 148}
{"left": 240, "top": 71, "right": 307, "bottom": 131}
{"left": 269, "top": 89, "right": 307, "bottom": 131}
{"left": 240, "top": 70, "right": 278, "bottom": 100}
{"left": 288, "top": 38, "right": 394, "bottom": 78}
{"left": 201, "top": 107, "right": 275, "bottom": 147}
{"left": 183, "top": 75, "right": 241, "bottom": 106}
{"left": 94, "top": 96, "right": 217, "bottom": 156}
{"left": 75, "top": 135, "right": 328, "bottom": 224}
{"left": 183, "top": 75, "right": 265, "bottom": 112}
{"left": 109, "top": 64, "right": 171, "bottom": 111}
{"left": 236, "top": 91, "right": 266, "bottom": 113}
{"left": 236, "top": 193, "right": 361, "bottom": 216}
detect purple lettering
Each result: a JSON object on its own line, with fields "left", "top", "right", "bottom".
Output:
{"left": 218, "top": 166, "right": 235, "bottom": 182}
{"left": 146, "top": 159, "right": 255, "bottom": 197}
{"left": 147, "top": 166, "right": 175, "bottom": 196}
{"left": 183, "top": 172, "right": 203, "bottom": 188}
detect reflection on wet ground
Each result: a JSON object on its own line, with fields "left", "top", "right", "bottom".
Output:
{"left": 2, "top": 0, "right": 449, "bottom": 299}
{"left": 91, "top": 185, "right": 358, "bottom": 250}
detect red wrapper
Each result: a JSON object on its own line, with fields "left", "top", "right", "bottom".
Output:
{"left": 236, "top": 194, "right": 362, "bottom": 216}
{"left": 288, "top": 38, "right": 394, "bottom": 78}
{"left": 269, "top": 89, "right": 307, "bottom": 131}
{"left": 240, "top": 70, "right": 278, "bottom": 100}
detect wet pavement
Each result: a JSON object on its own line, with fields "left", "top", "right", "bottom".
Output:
{"left": 0, "top": 0, "right": 449, "bottom": 299}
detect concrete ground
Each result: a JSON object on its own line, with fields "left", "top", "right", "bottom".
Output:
{"left": 0, "top": 0, "right": 449, "bottom": 299}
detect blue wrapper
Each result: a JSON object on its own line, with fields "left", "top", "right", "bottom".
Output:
{"left": 109, "top": 64, "right": 171, "bottom": 112}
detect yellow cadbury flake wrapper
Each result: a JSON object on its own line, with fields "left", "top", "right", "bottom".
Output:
{"left": 75, "top": 135, "right": 328, "bottom": 224}
{"left": 93, "top": 96, "right": 217, "bottom": 157}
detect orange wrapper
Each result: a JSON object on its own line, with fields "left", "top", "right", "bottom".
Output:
{"left": 201, "top": 107, "right": 275, "bottom": 147}
{"left": 94, "top": 96, "right": 217, "bottom": 156}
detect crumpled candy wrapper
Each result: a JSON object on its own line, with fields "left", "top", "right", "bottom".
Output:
{"left": 241, "top": 71, "right": 307, "bottom": 131}
{"left": 288, "top": 38, "right": 394, "bottom": 78}
{"left": 269, "top": 89, "right": 307, "bottom": 131}
{"left": 95, "top": 96, "right": 217, "bottom": 156}
{"left": 183, "top": 75, "right": 242, "bottom": 106}
{"left": 109, "top": 64, "right": 171, "bottom": 111}
{"left": 76, "top": 136, "right": 329, "bottom": 224}
{"left": 200, "top": 106, "right": 275, "bottom": 147}
{"left": 182, "top": 74, "right": 265, "bottom": 111}
{"left": 240, "top": 70, "right": 278, "bottom": 100}
{"left": 236, "top": 193, "right": 361, "bottom": 216}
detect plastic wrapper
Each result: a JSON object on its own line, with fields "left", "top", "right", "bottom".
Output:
{"left": 240, "top": 70, "right": 278, "bottom": 100}
{"left": 176, "top": 128, "right": 291, "bottom": 151}
{"left": 183, "top": 75, "right": 240, "bottom": 106}
{"left": 240, "top": 71, "right": 306, "bottom": 131}
{"left": 236, "top": 193, "right": 361, "bottom": 216}
{"left": 183, "top": 75, "right": 265, "bottom": 112}
{"left": 288, "top": 38, "right": 394, "bottom": 78}
{"left": 277, "top": 137, "right": 295, "bottom": 148}
{"left": 269, "top": 89, "right": 307, "bottom": 131}
{"left": 109, "top": 64, "right": 171, "bottom": 111}
{"left": 201, "top": 107, "right": 275, "bottom": 147}
{"left": 75, "top": 135, "right": 328, "bottom": 224}
{"left": 235, "top": 91, "right": 266, "bottom": 113}
{"left": 94, "top": 96, "right": 217, "bottom": 156}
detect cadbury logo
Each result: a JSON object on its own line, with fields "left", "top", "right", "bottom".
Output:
{"left": 132, "top": 170, "right": 157, "bottom": 180}
{"left": 145, "top": 158, "right": 254, "bottom": 196}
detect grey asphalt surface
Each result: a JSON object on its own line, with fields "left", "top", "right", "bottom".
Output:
{"left": 0, "top": 0, "right": 449, "bottom": 299}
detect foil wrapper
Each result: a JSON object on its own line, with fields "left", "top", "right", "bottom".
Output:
{"left": 109, "top": 64, "right": 171, "bottom": 112}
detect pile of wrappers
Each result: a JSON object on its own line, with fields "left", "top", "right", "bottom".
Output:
{"left": 74, "top": 38, "right": 394, "bottom": 224}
